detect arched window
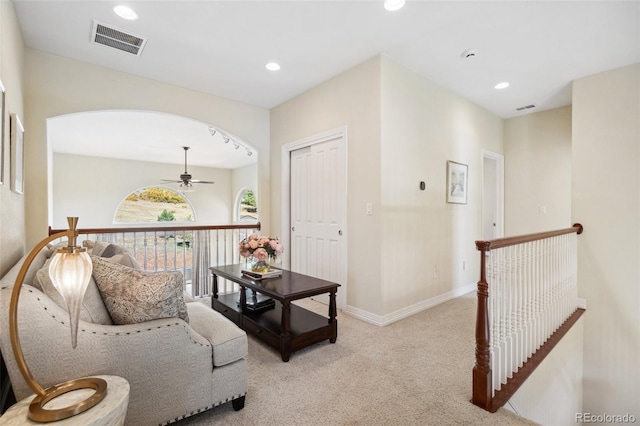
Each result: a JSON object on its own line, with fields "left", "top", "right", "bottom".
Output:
{"left": 114, "top": 186, "right": 196, "bottom": 223}
{"left": 236, "top": 188, "right": 258, "bottom": 222}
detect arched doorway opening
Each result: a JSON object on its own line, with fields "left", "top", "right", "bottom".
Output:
{"left": 47, "top": 110, "right": 258, "bottom": 229}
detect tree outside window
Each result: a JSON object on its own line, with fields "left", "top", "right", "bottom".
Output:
{"left": 238, "top": 189, "right": 258, "bottom": 221}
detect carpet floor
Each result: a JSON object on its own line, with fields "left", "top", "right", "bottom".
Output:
{"left": 175, "top": 293, "right": 538, "bottom": 426}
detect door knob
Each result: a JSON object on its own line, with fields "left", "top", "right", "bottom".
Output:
{"left": 338, "top": 230, "right": 343, "bottom": 236}
{"left": 291, "top": 227, "right": 295, "bottom": 232}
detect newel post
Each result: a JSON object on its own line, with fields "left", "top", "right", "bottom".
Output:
{"left": 472, "top": 241, "right": 492, "bottom": 411}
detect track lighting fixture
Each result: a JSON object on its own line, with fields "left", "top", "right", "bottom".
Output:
{"left": 208, "top": 125, "right": 254, "bottom": 157}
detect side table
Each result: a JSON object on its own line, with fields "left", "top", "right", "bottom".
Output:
{"left": 0, "top": 375, "right": 129, "bottom": 425}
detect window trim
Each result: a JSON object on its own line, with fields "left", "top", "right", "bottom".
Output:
{"left": 234, "top": 187, "right": 258, "bottom": 224}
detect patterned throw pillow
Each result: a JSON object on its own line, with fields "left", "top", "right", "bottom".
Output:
{"left": 90, "top": 256, "right": 189, "bottom": 325}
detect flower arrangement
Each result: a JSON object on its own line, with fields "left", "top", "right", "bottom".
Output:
{"left": 239, "top": 234, "right": 284, "bottom": 261}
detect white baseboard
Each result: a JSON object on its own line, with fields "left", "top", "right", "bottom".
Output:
{"left": 577, "top": 297, "right": 587, "bottom": 309}
{"left": 344, "top": 282, "right": 476, "bottom": 327}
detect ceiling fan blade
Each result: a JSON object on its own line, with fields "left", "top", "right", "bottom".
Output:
{"left": 161, "top": 179, "right": 183, "bottom": 183}
{"left": 190, "top": 179, "right": 215, "bottom": 184}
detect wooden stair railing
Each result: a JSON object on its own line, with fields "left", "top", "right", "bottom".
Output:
{"left": 472, "top": 223, "right": 585, "bottom": 412}
{"left": 49, "top": 222, "right": 261, "bottom": 235}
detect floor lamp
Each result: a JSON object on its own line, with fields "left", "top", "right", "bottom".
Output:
{"left": 8, "top": 217, "right": 107, "bottom": 422}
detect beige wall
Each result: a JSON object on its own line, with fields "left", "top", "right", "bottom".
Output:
{"left": 24, "top": 49, "right": 270, "bottom": 248}
{"left": 501, "top": 99, "right": 579, "bottom": 425}
{"left": 53, "top": 153, "right": 234, "bottom": 228}
{"left": 380, "top": 57, "right": 503, "bottom": 315}
{"left": 271, "top": 56, "right": 383, "bottom": 315}
{"left": 0, "top": 2, "right": 25, "bottom": 277}
{"left": 572, "top": 63, "right": 640, "bottom": 417}
{"left": 271, "top": 55, "right": 504, "bottom": 320}
{"left": 504, "top": 106, "right": 572, "bottom": 235}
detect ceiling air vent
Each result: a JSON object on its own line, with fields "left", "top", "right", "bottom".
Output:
{"left": 91, "top": 20, "right": 147, "bottom": 56}
{"left": 516, "top": 104, "right": 536, "bottom": 111}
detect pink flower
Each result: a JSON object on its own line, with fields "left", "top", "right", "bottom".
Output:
{"left": 239, "top": 235, "right": 284, "bottom": 260}
{"left": 253, "top": 248, "right": 268, "bottom": 260}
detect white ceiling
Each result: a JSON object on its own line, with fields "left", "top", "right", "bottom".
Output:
{"left": 13, "top": 0, "right": 640, "bottom": 166}
{"left": 48, "top": 111, "right": 256, "bottom": 169}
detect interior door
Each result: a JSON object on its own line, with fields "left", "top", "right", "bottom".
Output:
{"left": 290, "top": 135, "right": 345, "bottom": 306}
{"left": 482, "top": 151, "right": 504, "bottom": 240}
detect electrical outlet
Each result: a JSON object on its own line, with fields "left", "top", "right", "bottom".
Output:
{"left": 433, "top": 266, "right": 439, "bottom": 279}
{"left": 462, "top": 260, "right": 467, "bottom": 271}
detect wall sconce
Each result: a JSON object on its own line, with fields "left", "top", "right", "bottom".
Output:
{"left": 9, "top": 217, "right": 107, "bottom": 422}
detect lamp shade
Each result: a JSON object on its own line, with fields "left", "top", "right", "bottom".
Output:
{"left": 48, "top": 249, "right": 92, "bottom": 349}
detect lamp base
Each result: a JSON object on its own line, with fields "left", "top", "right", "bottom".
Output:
{"left": 28, "top": 377, "right": 107, "bottom": 422}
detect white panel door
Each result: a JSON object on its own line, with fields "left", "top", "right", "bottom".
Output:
{"left": 482, "top": 151, "right": 504, "bottom": 240}
{"left": 290, "top": 136, "right": 345, "bottom": 306}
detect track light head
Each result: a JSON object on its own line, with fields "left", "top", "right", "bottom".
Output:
{"left": 209, "top": 125, "right": 254, "bottom": 157}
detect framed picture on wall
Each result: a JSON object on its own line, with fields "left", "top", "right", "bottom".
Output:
{"left": 0, "top": 80, "right": 5, "bottom": 185}
{"left": 446, "top": 160, "right": 468, "bottom": 204}
{"left": 10, "top": 112, "right": 24, "bottom": 194}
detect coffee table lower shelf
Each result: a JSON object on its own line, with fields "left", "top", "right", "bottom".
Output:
{"left": 213, "top": 292, "right": 337, "bottom": 362}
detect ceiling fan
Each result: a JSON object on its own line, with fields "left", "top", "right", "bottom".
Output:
{"left": 162, "top": 146, "right": 214, "bottom": 190}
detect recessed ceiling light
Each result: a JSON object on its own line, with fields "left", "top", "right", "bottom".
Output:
{"left": 265, "top": 62, "right": 281, "bottom": 71}
{"left": 384, "top": 0, "right": 406, "bottom": 12}
{"left": 114, "top": 5, "right": 138, "bottom": 21}
{"left": 494, "top": 82, "right": 510, "bottom": 90}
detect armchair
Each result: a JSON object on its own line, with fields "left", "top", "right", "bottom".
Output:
{"left": 0, "top": 243, "right": 247, "bottom": 425}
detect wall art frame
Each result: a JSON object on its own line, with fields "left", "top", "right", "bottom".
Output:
{"left": 0, "top": 80, "right": 5, "bottom": 185}
{"left": 10, "top": 112, "right": 24, "bottom": 194}
{"left": 446, "top": 160, "right": 468, "bottom": 204}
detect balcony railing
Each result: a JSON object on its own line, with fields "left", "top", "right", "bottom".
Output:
{"left": 49, "top": 223, "right": 261, "bottom": 298}
{"left": 472, "top": 224, "right": 585, "bottom": 412}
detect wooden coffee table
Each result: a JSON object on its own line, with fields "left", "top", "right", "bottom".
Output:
{"left": 210, "top": 265, "right": 340, "bottom": 362}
